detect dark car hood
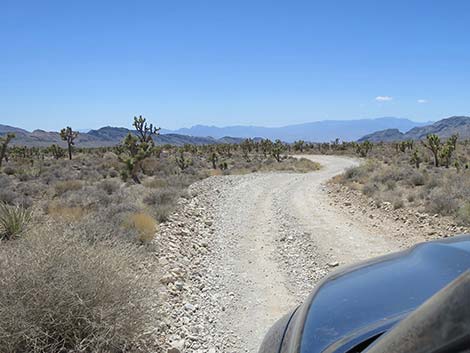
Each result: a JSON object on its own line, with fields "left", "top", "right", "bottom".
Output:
{"left": 300, "top": 235, "right": 470, "bottom": 353}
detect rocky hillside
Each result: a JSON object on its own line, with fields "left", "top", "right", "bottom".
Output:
{"left": 359, "top": 116, "right": 470, "bottom": 142}
{"left": 0, "top": 125, "right": 243, "bottom": 147}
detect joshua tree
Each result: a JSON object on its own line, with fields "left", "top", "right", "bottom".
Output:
{"left": 260, "top": 139, "right": 273, "bottom": 158}
{"left": 440, "top": 143, "right": 456, "bottom": 168}
{"left": 447, "top": 134, "right": 458, "bottom": 152}
{"left": 48, "top": 144, "right": 65, "bottom": 159}
{"left": 0, "top": 133, "right": 15, "bottom": 168}
{"left": 410, "top": 149, "right": 422, "bottom": 169}
{"left": 422, "top": 134, "right": 441, "bottom": 167}
{"left": 271, "top": 139, "right": 285, "bottom": 162}
{"left": 209, "top": 151, "right": 218, "bottom": 169}
{"left": 120, "top": 116, "right": 160, "bottom": 183}
{"left": 60, "top": 126, "right": 79, "bottom": 160}
{"left": 241, "top": 139, "right": 254, "bottom": 160}
{"left": 356, "top": 141, "right": 373, "bottom": 157}
{"left": 175, "top": 150, "right": 190, "bottom": 171}
{"left": 133, "top": 115, "right": 160, "bottom": 143}
{"left": 293, "top": 140, "right": 305, "bottom": 152}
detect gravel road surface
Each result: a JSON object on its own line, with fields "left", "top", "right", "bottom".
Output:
{"left": 160, "top": 155, "right": 403, "bottom": 353}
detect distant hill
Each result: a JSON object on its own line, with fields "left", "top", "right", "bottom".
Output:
{"left": 0, "top": 124, "right": 29, "bottom": 134}
{"left": 162, "top": 117, "right": 430, "bottom": 142}
{"left": 0, "top": 125, "right": 243, "bottom": 147}
{"left": 1, "top": 117, "right": 430, "bottom": 146}
{"left": 358, "top": 116, "right": 470, "bottom": 142}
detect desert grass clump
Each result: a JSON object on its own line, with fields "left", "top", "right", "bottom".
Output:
{"left": 54, "top": 179, "right": 83, "bottom": 196}
{"left": 47, "top": 201, "right": 87, "bottom": 222}
{"left": 0, "top": 202, "right": 32, "bottom": 240}
{"left": 143, "top": 177, "right": 167, "bottom": 189}
{"left": 291, "top": 157, "right": 321, "bottom": 172}
{"left": 0, "top": 225, "right": 154, "bottom": 352}
{"left": 125, "top": 212, "right": 158, "bottom": 244}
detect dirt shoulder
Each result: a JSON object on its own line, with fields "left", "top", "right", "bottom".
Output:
{"left": 326, "top": 181, "right": 469, "bottom": 248}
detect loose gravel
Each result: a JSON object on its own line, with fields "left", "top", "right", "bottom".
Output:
{"left": 153, "top": 155, "right": 427, "bottom": 353}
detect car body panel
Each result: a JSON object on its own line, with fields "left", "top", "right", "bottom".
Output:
{"left": 261, "top": 234, "right": 470, "bottom": 353}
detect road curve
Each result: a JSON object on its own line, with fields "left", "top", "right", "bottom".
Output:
{"left": 206, "top": 155, "right": 400, "bottom": 352}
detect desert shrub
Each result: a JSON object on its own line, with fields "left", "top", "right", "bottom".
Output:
{"left": 292, "top": 157, "right": 321, "bottom": 172}
{"left": 108, "top": 169, "right": 119, "bottom": 178}
{"left": 15, "top": 181, "right": 41, "bottom": 198}
{"left": 0, "top": 226, "right": 154, "bottom": 352}
{"left": 98, "top": 179, "right": 120, "bottom": 195}
{"left": 424, "top": 172, "right": 440, "bottom": 190}
{"left": 457, "top": 202, "right": 470, "bottom": 225}
{"left": 0, "top": 188, "right": 17, "bottom": 205}
{"left": 144, "top": 188, "right": 179, "bottom": 207}
{"left": 409, "top": 171, "right": 426, "bottom": 186}
{"left": 54, "top": 179, "right": 83, "bottom": 196}
{"left": 14, "top": 195, "right": 34, "bottom": 209}
{"left": 17, "top": 172, "right": 31, "bottom": 182}
{"left": 362, "top": 181, "right": 378, "bottom": 196}
{"left": 0, "top": 202, "right": 32, "bottom": 240}
{"left": 124, "top": 212, "right": 157, "bottom": 244}
{"left": 426, "top": 188, "right": 459, "bottom": 216}
{"left": 3, "top": 166, "right": 15, "bottom": 175}
{"left": 0, "top": 174, "right": 11, "bottom": 185}
{"left": 343, "top": 161, "right": 377, "bottom": 182}
{"left": 393, "top": 198, "right": 404, "bottom": 209}
{"left": 152, "top": 204, "right": 172, "bottom": 222}
{"left": 54, "top": 185, "right": 113, "bottom": 212}
{"left": 143, "top": 177, "right": 167, "bottom": 189}
{"left": 385, "top": 179, "right": 396, "bottom": 191}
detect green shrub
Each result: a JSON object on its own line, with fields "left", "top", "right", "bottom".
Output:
{"left": 0, "top": 203, "right": 32, "bottom": 240}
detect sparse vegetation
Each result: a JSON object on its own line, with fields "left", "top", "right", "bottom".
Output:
{"left": 337, "top": 136, "right": 470, "bottom": 226}
{"left": 0, "top": 116, "right": 328, "bottom": 351}
{"left": 0, "top": 225, "right": 154, "bottom": 352}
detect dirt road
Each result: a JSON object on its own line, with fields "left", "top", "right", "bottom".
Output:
{"left": 204, "top": 155, "right": 402, "bottom": 352}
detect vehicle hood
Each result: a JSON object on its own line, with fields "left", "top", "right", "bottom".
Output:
{"left": 300, "top": 235, "right": 470, "bottom": 353}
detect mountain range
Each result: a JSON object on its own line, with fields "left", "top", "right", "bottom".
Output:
{"left": 0, "top": 125, "right": 243, "bottom": 147}
{"left": 0, "top": 117, "right": 429, "bottom": 147}
{"left": 162, "top": 117, "right": 429, "bottom": 142}
{"left": 358, "top": 116, "right": 470, "bottom": 142}
{"left": 3, "top": 116, "right": 466, "bottom": 147}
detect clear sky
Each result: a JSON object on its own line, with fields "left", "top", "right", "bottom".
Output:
{"left": 1, "top": 0, "right": 470, "bottom": 131}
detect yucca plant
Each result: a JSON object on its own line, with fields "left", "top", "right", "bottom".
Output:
{"left": 0, "top": 202, "right": 32, "bottom": 240}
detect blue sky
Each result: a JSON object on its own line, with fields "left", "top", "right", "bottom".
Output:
{"left": 1, "top": 0, "right": 470, "bottom": 131}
